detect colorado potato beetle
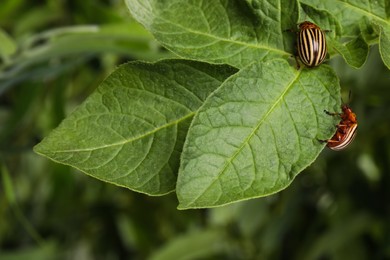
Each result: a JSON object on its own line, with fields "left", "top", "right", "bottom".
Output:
{"left": 296, "top": 21, "right": 328, "bottom": 68}
{"left": 324, "top": 104, "right": 358, "bottom": 151}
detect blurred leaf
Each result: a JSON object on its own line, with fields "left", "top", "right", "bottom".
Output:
{"left": 0, "top": 242, "right": 58, "bottom": 260}
{"left": 0, "top": 82, "right": 41, "bottom": 144}
{"left": 303, "top": 214, "right": 373, "bottom": 260}
{"left": 177, "top": 59, "right": 340, "bottom": 209}
{"left": 357, "top": 153, "right": 380, "bottom": 182}
{"left": 209, "top": 199, "right": 270, "bottom": 238}
{"left": 1, "top": 164, "right": 16, "bottom": 205}
{"left": 125, "top": 0, "right": 295, "bottom": 68}
{"left": 0, "top": 28, "right": 17, "bottom": 58}
{"left": 0, "top": 0, "right": 24, "bottom": 26}
{"left": 34, "top": 60, "right": 237, "bottom": 195}
{"left": 0, "top": 161, "right": 45, "bottom": 246}
{"left": 0, "top": 23, "right": 174, "bottom": 93}
{"left": 150, "top": 229, "right": 229, "bottom": 260}
{"left": 70, "top": 0, "right": 130, "bottom": 24}
{"left": 0, "top": 55, "right": 90, "bottom": 95}
{"left": 13, "top": 6, "right": 62, "bottom": 36}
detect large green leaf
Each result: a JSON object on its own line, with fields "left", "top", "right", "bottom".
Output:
{"left": 34, "top": 60, "right": 237, "bottom": 195}
{"left": 177, "top": 59, "right": 340, "bottom": 209}
{"left": 125, "top": 0, "right": 298, "bottom": 68}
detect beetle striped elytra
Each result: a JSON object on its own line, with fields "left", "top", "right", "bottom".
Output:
{"left": 297, "top": 21, "right": 328, "bottom": 68}
{"left": 323, "top": 104, "right": 358, "bottom": 151}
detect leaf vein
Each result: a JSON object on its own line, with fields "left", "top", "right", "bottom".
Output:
{"left": 154, "top": 17, "right": 289, "bottom": 56}
{"left": 190, "top": 69, "right": 302, "bottom": 205}
{"left": 335, "top": 0, "right": 388, "bottom": 24}
{"left": 52, "top": 112, "right": 194, "bottom": 153}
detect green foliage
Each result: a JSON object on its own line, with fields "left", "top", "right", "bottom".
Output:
{"left": 34, "top": 60, "right": 236, "bottom": 195}
{"left": 32, "top": 0, "right": 390, "bottom": 209}
{"left": 0, "top": 23, "right": 173, "bottom": 94}
{"left": 379, "top": 25, "right": 390, "bottom": 69}
{"left": 0, "top": 29, "right": 16, "bottom": 59}
{"left": 149, "top": 229, "right": 229, "bottom": 260}
{"left": 1, "top": 0, "right": 390, "bottom": 259}
{"left": 177, "top": 60, "right": 339, "bottom": 208}
{"left": 125, "top": 0, "right": 295, "bottom": 68}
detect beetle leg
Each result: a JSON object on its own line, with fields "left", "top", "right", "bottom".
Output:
{"left": 283, "top": 28, "right": 295, "bottom": 33}
{"left": 324, "top": 110, "right": 341, "bottom": 116}
{"left": 294, "top": 55, "right": 301, "bottom": 70}
{"left": 336, "top": 126, "right": 347, "bottom": 134}
{"left": 326, "top": 139, "right": 340, "bottom": 143}
{"left": 317, "top": 138, "right": 328, "bottom": 144}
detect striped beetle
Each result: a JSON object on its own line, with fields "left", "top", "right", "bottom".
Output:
{"left": 323, "top": 104, "right": 358, "bottom": 151}
{"left": 296, "top": 21, "right": 328, "bottom": 68}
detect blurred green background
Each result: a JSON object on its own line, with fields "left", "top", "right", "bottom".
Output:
{"left": 1, "top": 1, "right": 389, "bottom": 259}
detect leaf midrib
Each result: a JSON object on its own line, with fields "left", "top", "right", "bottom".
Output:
{"left": 189, "top": 67, "right": 302, "bottom": 206}
{"left": 154, "top": 16, "right": 290, "bottom": 57}
{"left": 47, "top": 112, "right": 195, "bottom": 153}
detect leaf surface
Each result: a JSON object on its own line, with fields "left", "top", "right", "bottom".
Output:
{"left": 177, "top": 59, "right": 340, "bottom": 209}
{"left": 34, "top": 60, "right": 237, "bottom": 195}
{"left": 125, "top": 0, "right": 298, "bottom": 68}
{"left": 329, "top": 36, "right": 369, "bottom": 68}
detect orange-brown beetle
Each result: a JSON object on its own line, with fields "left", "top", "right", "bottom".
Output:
{"left": 324, "top": 104, "right": 358, "bottom": 151}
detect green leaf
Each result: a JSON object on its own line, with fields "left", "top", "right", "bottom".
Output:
{"left": 245, "top": 0, "right": 299, "bottom": 54}
{"left": 34, "top": 60, "right": 237, "bottom": 195}
{"left": 0, "top": 23, "right": 174, "bottom": 94}
{"left": 304, "top": 214, "right": 373, "bottom": 260}
{"left": 329, "top": 35, "right": 369, "bottom": 68}
{"left": 125, "top": 0, "right": 295, "bottom": 68}
{"left": 150, "top": 229, "right": 229, "bottom": 260}
{"left": 0, "top": 28, "right": 16, "bottom": 58}
{"left": 299, "top": 0, "right": 390, "bottom": 36}
{"left": 0, "top": 242, "right": 58, "bottom": 260}
{"left": 23, "top": 23, "right": 167, "bottom": 60}
{"left": 379, "top": 25, "right": 390, "bottom": 69}
{"left": 1, "top": 164, "right": 16, "bottom": 205}
{"left": 177, "top": 59, "right": 340, "bottom": 209}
